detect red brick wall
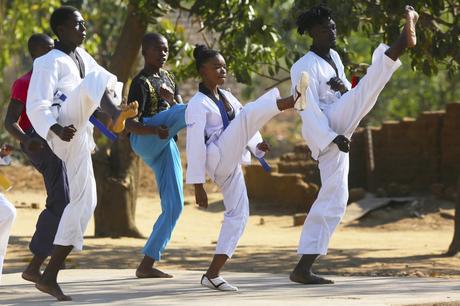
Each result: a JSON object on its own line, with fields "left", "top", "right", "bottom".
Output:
{"left": 441, "top": 103, "right": 460, "bottom": 184}
{"left": 352, "top": 107, "right": 449, "bottom": 191}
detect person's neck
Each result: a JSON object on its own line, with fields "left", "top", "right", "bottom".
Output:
{"left": 311, "top": 44, "right": 331, "bottom": 58}
{"left": 202, "top": 80, "right": 219, "bottom": 97}
{"left": 56, "top": 40, "right": 77, "bottom": 53}
{"left": 143, "top": 64, "right": 161, "bottom": 75}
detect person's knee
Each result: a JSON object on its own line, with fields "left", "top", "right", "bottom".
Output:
{"left": 224, "top": 204, "right": 249, "bottom": 226}
{"left": 242, "top": 206, "right": 249, "bottom": 223}
{"left": 306, "top": 209, "right": 326, "bottom": 224}
{"left": 170, "top": 202, "right": 183, "bottom": 221}
{"left": 338, "top": 187, "right": 349, "bottom": 211}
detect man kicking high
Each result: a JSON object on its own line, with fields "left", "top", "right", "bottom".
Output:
{"left": 27, "top": 6, "right": 138, "bottom": 300}
{"left": 290, "top": 5, "right": 418, "bottom": 284}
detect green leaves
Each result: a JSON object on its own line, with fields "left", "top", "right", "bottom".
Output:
{"left": 0, "top": 0, "right": 60, "bottom": 81}
{"left": 1, "top": 0, "right": 459, "bottom": 123}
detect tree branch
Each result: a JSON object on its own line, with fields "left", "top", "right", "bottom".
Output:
{"left": 247, "top": 67, "right": 282, "bottom": 82}
{"left": 174, "top": 8, "right": 182, "bottom": 30}
{"left": 420, "top": 11, "right": 453, "bottom": 28}
{"left": 256, "top": 62, "right": 290, "bottom": 73}
{"left": 264, "top": 76, "right": 290, "bottom": 90}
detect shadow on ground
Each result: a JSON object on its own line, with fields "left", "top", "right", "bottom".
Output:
{"left": 5, "top": 236, "right": 459, "bottom": 279}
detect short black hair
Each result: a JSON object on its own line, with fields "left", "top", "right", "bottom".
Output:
{"left": 141, "top": 33, "right": 166, "bottom": 52}
{"left": 50, "top": 6, "right": 78, "bottom": 37}
{"left": 193, "top": 44, "right": 220, "bottom": 71}
{"left": 28, "top": 33, "right": 52, "bottom": 58}
{"left": 296, "top": 5, "right": 333, "bottom": 35}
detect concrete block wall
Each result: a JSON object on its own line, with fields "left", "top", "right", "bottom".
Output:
{"left": 352, "top": 107, "right": 450, "bottom": 191}
{"left": 441, "top": 103, "right": 460, "bottom": 184}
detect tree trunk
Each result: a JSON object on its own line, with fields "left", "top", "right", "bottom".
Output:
{"left": 446, "top": 175, "right": 460, "bottom": 256}
{"left": 93, "top": 3, "right": 147, "bottom": 238}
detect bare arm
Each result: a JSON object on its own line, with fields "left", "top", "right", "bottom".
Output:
{"left": 125, "top": 118, "right": 168, "bottom": 138}
{"left": 194, "top": 183, "right": 208, "bottom": 208}
{"left": 4, "top": 99, "right": 29, "bottom": 143}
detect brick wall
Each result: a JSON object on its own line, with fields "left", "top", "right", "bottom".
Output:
{"left": 352, "top": 106, "right": 452, "bottom": 191}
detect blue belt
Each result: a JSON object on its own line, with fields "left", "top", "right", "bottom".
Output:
{"left": 54, "top": 91, "right": 117, "bottom": 142}
{"left": 215, "top": 98, "right": 270, "bottom": 172}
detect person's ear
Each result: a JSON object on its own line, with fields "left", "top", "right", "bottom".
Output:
{"left": 56, "top": 25, "right": 65, "bottom": 39}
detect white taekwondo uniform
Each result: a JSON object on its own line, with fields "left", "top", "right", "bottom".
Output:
{"left": 0, "top": 155, "right": 15, "bottom": 278}
{"left": 186, "top": 88, "right": 280, "bottom": 257}
{"left": 291, "top": 43, "right": 401, "bottom": 255}
{"left": 27, "top": 47, "right": 117, "bottom": 251}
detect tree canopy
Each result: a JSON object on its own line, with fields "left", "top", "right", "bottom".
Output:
{"left": 1, "top": 0, "right": 459, "bottom": 121}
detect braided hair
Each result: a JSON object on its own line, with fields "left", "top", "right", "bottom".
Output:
{"left": 193, "top": 44, "right": 221, "bottom": 71}
{"left": 296, "top": 5, "right": 333, "bottom": 35}
{"left": 193, "top": 44, "right": 233, "bottom": 112}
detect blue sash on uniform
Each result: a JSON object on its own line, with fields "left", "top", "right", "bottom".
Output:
{"left": 55, "top": 91, "right": 117, "bottom": 142}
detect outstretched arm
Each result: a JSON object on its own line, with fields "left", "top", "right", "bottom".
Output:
{"left": 185, "top": 102, "right": 209, "bottom": 209}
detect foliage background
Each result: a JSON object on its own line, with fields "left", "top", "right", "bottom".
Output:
{"left": 1, "top": 0, "right": 459, "bottom": 136}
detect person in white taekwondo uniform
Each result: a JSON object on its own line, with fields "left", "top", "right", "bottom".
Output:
{"left": 186, "top": 44, "right": 308, "bottom": 292}
{"left": 289, "top": 5, "right": 418, "bottom": 284}
{"left": 26, "top": 6, "right": 138, "bottom": 301}
{"left": 0, "top": 144, "right": 15, "bottom": 280}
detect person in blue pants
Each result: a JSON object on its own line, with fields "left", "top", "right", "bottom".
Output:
{"left": 127, "top": 32, "right": 186, "bottom": 278}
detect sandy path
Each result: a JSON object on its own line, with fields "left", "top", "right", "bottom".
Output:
{"left": 3, "top": 189, "right": 458, "bottom": 279}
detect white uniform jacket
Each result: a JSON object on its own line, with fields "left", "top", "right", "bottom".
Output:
{"left": 290, "top": 49, "right": 352, "bottom": 160}
{"left": 26, "top": 47, "right": 114, "bottom": 140}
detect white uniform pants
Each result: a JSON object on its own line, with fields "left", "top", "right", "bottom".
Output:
{"left": 212, "top": 88, "right": 280, "bottom": 257}
{"left": 0, "top": 194, "right": 15, "bottom": 277}
{"left": 49, "top": 70, "right": 116, "bottom": 251}
{"left": 298, "top": 44, "right": 402, "bottom": 255}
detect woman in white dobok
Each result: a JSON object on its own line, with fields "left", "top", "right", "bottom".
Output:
{"left": 186, "top": 44, "right": 308, "bottom": 291}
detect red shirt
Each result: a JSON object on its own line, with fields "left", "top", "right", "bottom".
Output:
{"left": 10, "top": 71, "right": 33, "bottom": 131}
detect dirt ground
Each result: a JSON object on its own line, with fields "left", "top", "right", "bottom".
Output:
{"left": 2, "top": 163, "right": 459, "bottom": 280}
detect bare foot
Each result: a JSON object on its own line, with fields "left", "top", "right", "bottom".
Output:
{"left": 35, "top": 280, "right": 72, "bottom": 301}
{"left": 111, "top": 101, "right": 139, "bottom": 133}
{"left": 404, "top": 5, "right": 419, "bottom": 48}
{"left": 136, "top": 267, "right": 173, "bottom": 278}
{"left": 22, "top": 270, "right": 42, "bottom": 283}
{"left": 294, "top": 71, "right": 309, "bottom": 111}
{"left": 289, "top": 270, "right": 334, "bottom": 285}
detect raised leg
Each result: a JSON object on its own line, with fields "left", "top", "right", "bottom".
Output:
{"left": 143, "top": 104, "right": 187, "bottom": 137}
{"left": 215, "top": 88, "right": 280, "bottom": 177}
{"left": 385, "top": 5, "right": 419, "bottom": 61}
{"left": 326, "top": 43, "right": 401, "bottom": 138}
{"left": 327, "top": 6, "right": 418, "bottom": 138}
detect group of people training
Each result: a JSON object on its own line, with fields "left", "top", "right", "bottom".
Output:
{"left": 0, "top": 3, "right": 418, "bottom": 301}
